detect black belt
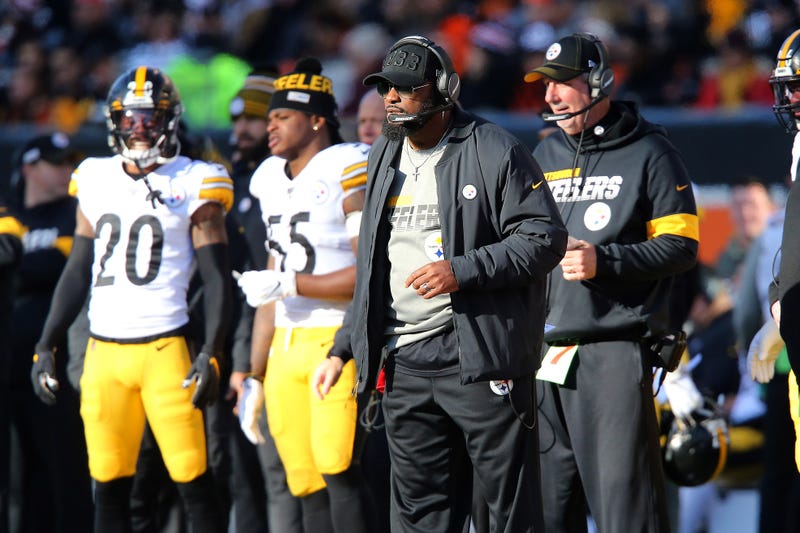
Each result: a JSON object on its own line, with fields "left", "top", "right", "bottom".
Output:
{"left": 546, "top": 328, "right": 646, "bottom": 347}
{"left": 89, "top": 325, "right": 188, "bottom": 345}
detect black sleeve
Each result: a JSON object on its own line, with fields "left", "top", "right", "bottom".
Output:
{"left": 778, "top": 179, "right": 800, "bottom": 376}
{"left": 328, "top": 301, "right": 353, "bottom": 362}
{"left": 195, "top": 242, "right": 232, "bottom": 356}
{"left": 37, "top": 235, "right": 94, "bottom": 349}
{"left": 226, "top": 216, "right": 254, "bottom": 372}
{"left": 779, "top": 180, "right": 800, "bottom": 302}
{"left": 0, "top": 233, "right": 22, "bottom": 268}
{"left": 596, "top": 234, "right": 698, "bottom": 282}
{"left": 768, "top": 280, "right": 780, "bottom": 312}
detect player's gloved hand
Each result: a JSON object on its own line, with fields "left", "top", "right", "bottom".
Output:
{"left": 234, "top": 269, "right": 297, "bottom": 308}
{"left": 182, "top": 352, "right": 220, "bottom": 409}
{"left": 662, "top": 364, "right": 703, "bottom": 419}
{"left": 31, "top": 345, "right": 60, "bottom": 406}
{"left": 748, "top": 319, "right": 785, "bottom": 384}
{"left": 238, "top": 376, "right": 266, "bottom": 445}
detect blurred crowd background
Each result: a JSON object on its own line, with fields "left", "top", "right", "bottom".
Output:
{"left": 3, "top": 2, "right": 800, "bottom": 533}
{"left": 0, "top": 0, "right": 796, "bottom": 134}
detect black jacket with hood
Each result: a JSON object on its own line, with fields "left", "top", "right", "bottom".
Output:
{"left": 533, "top": 101, "right": 699, "bottom": 344}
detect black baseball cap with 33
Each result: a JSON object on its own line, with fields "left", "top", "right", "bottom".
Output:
{"left": 363, "top": 41, "right": 438, "bottom": 89}
{"left": 524, "top": 33, "right": 602, "bottom": 83}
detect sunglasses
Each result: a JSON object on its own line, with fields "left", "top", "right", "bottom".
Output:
{"left": 376, "top": 81, "right": 431, "bottom": 99}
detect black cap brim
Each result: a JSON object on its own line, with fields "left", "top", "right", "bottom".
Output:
{"left": 524, "top": 66, "right": 584, "bottom": 83}
{"left": 42, "top": 150, "right": 75, "bottom": 164}
{"left": 363, "top": 70, "right": 423, "bottom": 88}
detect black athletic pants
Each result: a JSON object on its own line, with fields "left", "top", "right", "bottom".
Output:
{"left": 382, "top": 354, "right": 543, "bottom": 532}
{"left": 537, "top": 340, "right": 670, "bottom": 533}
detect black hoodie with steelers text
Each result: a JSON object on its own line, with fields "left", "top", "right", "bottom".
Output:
{"left": 533, "top": 101, "right": 698, "bottom": 344}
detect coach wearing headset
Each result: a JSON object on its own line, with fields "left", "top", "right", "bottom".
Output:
{"left": 526, "top": 33, "right": 700, "bottom": 532}
{"left": 312, "top": 35, "right": 567, "bottom": 532}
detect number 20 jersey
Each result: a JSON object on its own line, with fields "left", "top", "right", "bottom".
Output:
{"left": 250, "top": 142, "right": 368, "bottom": 328}
{"left": 70, "top": 154, "right": 233, "bottom": 340}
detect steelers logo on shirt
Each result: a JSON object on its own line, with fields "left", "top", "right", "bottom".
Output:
{"left": 424, "top": 231, "right": 445, "bottom": 262}
{"left": 238, "top": 196, "right": 253, "bottom": 213}
{"left": 583, "top": 201, "right": 611, "bottom": 231}
{"left": 164, "top": 184, "right": 187, "bottom": 207}
{"left": 313, "top": 181, "right": 330, "bottom": 204}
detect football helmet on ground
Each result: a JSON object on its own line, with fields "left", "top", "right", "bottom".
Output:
{"left": 662, "top": 404, "right": 730, "bottom": 487}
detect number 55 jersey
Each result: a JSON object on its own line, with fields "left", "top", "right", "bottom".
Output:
{"left": 249, "top": 142, "right": 368, "bottom": 329}
{"left": 69, "top": 154, "right": 233, "bottom": 340}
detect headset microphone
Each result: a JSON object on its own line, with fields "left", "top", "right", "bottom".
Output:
{"left": 541, "top": 94, "right": 604, "bottom": 122}
{"left": 386, "top": 103, "right": 453, "bottom": 124}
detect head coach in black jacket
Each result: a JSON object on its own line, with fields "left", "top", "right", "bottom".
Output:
{"left": 312, "top": 35, "right": 567, "bottom": 532}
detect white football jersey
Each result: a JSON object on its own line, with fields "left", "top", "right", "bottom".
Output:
{"left": 250, "top": 142, "right": 369, "bottom": 327}
{"left": 70, "top": 154, "right": 233, "bottom": 339}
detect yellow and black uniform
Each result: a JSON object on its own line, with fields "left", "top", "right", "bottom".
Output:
{"left": 30, "top": 65, "right": 234, "bottom": 533}
{"left": 67, "top": 154, "right": 232, "bottom": 482}
{"left": 32, "top": 154, "right": 233, "bottom": 533}
{"left": 534, "top": 100, "right": 699, "bottom": 533}
{"left": 250, "top": 143, "right": 368, "bottom": 497}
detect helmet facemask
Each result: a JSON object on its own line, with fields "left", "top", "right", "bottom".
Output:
{"left": 770, "top": 75, "right": 800, "bottom": 133}
{"left": 107, "top": 107, "right": 181, "bottom": 168}
{"left": 104, "top": 67, "right": 183, "bottom": 169}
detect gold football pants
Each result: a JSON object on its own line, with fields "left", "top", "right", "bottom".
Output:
{"left": 790, "top": 370, "right": 800, "bottom": 472}
{"left": 79, "top": 335, "right": 207, "bottom": 482}
{"left": 265, "top": 326, "right": 358, "bottom": 497}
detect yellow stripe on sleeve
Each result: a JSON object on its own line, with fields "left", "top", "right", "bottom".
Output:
{"left": 341, "top": 161, "right": 368, "bottom": 192}
{"left": 68, "top": 177, "right": 79, "bottom": 198}
{"left": 0, "top": 215, "right": 25, "bottom": 239}
{"left": 54, "top": 236, "right": 74, "bottom": 258}
{"left": 646, "top": 213, "right": 699, "bottom": 241}
{"left": 341, "top": 174, "right": 367, "bottom": 192}
{"left": 200, "top": 176, "right": 234, "bottom": 212}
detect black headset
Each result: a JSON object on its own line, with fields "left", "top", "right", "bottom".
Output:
{"left": 574, "top": 32, "right": 614, "bottom": 100}
{"left": 388, "top": 35, "right": 461, "bottom": 104}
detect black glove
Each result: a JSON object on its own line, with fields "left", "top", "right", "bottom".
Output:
{"left": 181, "top": 352, "right": 220, "bottom": 409}
{"left": 31, "top": 345, "right": 60, "bottom": 406}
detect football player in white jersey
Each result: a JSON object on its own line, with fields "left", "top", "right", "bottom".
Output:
{"left": 29, "top": 66, "right": 233, "bottom": 533}
{"left": 235, "top": 57, "right": 372, "bottom": 532}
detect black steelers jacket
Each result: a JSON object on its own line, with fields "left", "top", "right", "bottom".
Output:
{"left": 534, "top": 101, "right": 699, "bottom": 344}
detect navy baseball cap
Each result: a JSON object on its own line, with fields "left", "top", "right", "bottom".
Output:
{"left": 524, "top": 34, "right": 602, "bottom": 83}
